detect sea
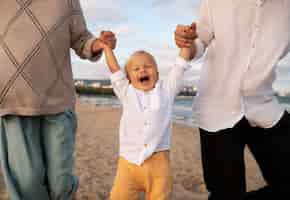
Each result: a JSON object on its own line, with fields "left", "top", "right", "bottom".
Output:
{"left": 79, "top": 94, "right": 290, "bottom": 128}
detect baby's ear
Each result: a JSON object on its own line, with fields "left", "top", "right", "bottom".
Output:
{"left": 124, "top": 66, "right": 131, "bottom": 83}
{"left": 191, "top": 22, "right": 197, "bottom": 31}
{"left": 126, "top": 73, "right": 131, "bottom": 83}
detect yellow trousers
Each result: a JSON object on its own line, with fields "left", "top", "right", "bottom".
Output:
{"left": 110, "top": 151, "right": 172, "bottom": 200}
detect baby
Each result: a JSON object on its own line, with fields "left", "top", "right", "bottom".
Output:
{"left": 98, "top": 26, "right": 197, "bottom": 200}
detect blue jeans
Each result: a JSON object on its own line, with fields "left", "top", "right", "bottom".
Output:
{"left": 0, "top": 109, "right": 78, "bottom": 200}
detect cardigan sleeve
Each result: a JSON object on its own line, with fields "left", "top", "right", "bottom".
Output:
{"left": 69, "top": 0, "right": 102, "bottom": 61}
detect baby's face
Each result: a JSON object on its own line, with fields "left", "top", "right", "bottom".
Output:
{"left": 126, "top": 53, "right": 159, "bottom": 92}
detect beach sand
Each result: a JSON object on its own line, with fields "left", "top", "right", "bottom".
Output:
{"left": 0, "top": 100, "right": 265, "bottom": 200}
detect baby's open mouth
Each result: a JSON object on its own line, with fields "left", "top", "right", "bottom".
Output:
{"left": 139, "top": 76, "right": 150, "bottom": 83}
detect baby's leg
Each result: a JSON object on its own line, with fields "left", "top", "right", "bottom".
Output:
{"left": 110, "top": 157, "right": 140, "bottom": 200}
{"left": 145, "top": 151, "right": 172, "bottom": 200}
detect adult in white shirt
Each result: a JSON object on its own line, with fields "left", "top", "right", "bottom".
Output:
{"left": 175, "top": 0, "right": 290, "bottom": 200}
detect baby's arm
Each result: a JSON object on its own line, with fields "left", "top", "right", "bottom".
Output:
{"left": 103, "top": 46, "right": 121, "bottom": 73}
{"left": 179, "top": 46, "right": 196, "bottom": 62}
{"left": 96, "top": 31, "right": 120, "bottom": 73}
{"left": 164, "top": 25, "right": 197, "bottom": 98}
{"left": 175, "top": 23, "right": 205, "bottom": 61}
{"left": 178, "top": 25, "right": 197, "bottom": 61}
{"left": 98, "top": 31, "right": 129, "bottom": 102}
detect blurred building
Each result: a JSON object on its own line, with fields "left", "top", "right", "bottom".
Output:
{"left": 74, "top": 79, "right": 111, "bottom": 88}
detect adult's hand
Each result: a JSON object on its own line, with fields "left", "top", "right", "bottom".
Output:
{"left": 100, "top": 31, "right": 116, "bottom": 50}
{"left": 175, "top": 22, "right": 198, "bottom": 48}
{"left": 91, "top": 31, "right": 117, "bottom": 54}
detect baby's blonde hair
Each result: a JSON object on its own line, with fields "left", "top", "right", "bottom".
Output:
{"left": 124, "top": 50, "right": 157, "bottom": 74}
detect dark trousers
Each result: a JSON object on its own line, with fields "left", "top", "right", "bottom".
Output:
{"left": 199, "top": 112, "right": 290, "bottom": 200}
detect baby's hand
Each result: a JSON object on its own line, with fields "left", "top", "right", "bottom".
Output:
{"left": 99, "top": 31, "right": 117, "bottom": 50}
{"left": 175, "top": 23, "right": 197, "bottom": 48}
{"left": 177, "top": 23, "right": 197, "bottom": 61}
{"left": 91, "top": 31, "right": 117, "bottom": 53}
{"left": 99, "top": 31, "right": 120, "bottom": 73}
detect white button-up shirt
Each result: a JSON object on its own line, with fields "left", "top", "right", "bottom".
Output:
{"left": 110, "top": 57, "right": 191, "bottom": 165}
{"left": 193, "top": 0, "right": 290, "bottom": 132}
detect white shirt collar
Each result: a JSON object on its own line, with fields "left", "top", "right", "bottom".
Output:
{"left": 133, "top": 81, "right": 161, "bottom": 96}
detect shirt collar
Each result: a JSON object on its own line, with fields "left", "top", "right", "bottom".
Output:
{"left": 133, "top": 81, "right": 161, "bottom": 96}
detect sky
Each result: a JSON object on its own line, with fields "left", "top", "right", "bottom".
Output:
{"left": 71, "top": 0, "right": 290, "bottom": 93}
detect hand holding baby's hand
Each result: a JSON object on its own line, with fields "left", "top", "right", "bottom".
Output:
{"left": 91, "top": 31, "right": 117, "bottom": 52}
{"left": 175, "top": 23, "right": 197, "bottom": 48}
{"left": 99, "top": 31, "right": 117, "bottom": 49}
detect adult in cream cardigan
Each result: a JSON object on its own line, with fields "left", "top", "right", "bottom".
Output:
{"left": 0, "top": 0, "right": 115, "bottom": 199}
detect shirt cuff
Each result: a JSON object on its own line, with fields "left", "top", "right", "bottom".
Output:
{"left": 191, "top": 38, "right": 205, "bottom": 63}
{"left": 175, "top": 56, "right": 192, "bottom": 70}
{"left": 83, "top": 38, "right": 103, "bottom": 61}
{"left": 110, "top": 70, "right": 126, "bottom": 83}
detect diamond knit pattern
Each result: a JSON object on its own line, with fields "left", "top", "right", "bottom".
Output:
{"left": 0, "top": 0, "right": 91, "bottom": 116}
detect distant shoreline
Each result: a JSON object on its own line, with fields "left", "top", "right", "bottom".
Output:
{"left": 75, "top": 86, "right": 196, "bottom": 97}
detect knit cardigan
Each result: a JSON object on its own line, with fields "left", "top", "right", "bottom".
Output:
{"left": 0, "top": 0, "right": 101, "bottom": 116}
